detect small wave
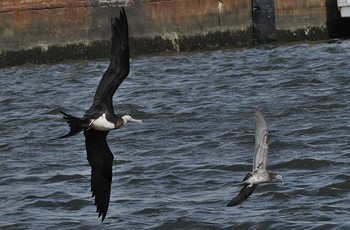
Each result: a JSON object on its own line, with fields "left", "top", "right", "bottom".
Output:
{"left": 314, "top": 185, "right": 348, "bottom": 197}
{"left": 45, "top": 174, "right": 85, "bottom": 183}
{"left": 151, "top": 217, "right": 217, "bottom": 230}
{"left": 30, "top": 198, "right": 89, "bottom": 211}
{"left": 276, "top": 158, "right": 333, "bottom": 170}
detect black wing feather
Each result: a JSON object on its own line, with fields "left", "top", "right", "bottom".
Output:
{"left": 84, "top": 129, "right": 114, "bottom": 222}
{"left": 227, "top": 173, "right": 258, "bottom": 207}
{"left": 88, "top": 7, "right": 130, "bottom": 116}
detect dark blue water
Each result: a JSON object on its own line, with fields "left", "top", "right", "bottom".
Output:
{"left": 0, "top": 41, "right": 349, "bottom": 229}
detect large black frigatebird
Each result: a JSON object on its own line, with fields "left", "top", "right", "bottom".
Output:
{"left": 60, "top": 8, "right": 141, "bottom": 221}
{"left": 227, "top": 109, "right": 283, "bottom": 207}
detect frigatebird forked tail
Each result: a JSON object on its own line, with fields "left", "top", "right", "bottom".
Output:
{"left": 60, "top": 111, "right": 90, "bottom": 138}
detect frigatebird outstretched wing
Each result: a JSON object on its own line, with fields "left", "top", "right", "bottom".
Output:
{"left": 227, "top": 173, "right": 258, "bottom": 206}
{"left": 84, "top": 129, "right": 114, "bottom": 222}
{"left": 86, "top": 8, "right": 130, "bottom": 117}
{"left": 253, "top": 109, "right": 269, "bottom": 172}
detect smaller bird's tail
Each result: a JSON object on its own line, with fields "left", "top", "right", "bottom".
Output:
{"left": 60, "top": 111, "right": 90, "bottom": 138}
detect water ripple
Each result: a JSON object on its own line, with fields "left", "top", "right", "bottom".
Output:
{"left": 1, "top": 41, "right": 350, "bottom": 229}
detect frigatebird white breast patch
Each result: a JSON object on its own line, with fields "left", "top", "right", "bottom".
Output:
{"left": 91, "top": 113, "right": 115, "bottom": 131}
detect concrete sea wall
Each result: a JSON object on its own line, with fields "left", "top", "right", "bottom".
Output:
{"left": 0, "top": 0, "right": 348, "bottom": 67}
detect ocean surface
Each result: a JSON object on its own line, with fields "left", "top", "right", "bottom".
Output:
{"left": 0, "top": 40, "right": 349, "bottom": 229}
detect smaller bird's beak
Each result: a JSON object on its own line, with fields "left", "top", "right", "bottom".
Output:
{"left": 276, "top": 175, "right": 284, "bottom": 185}
{"left": 280, "top": 177, "right": 285, "bottom": 185}
{"left": 130, "top": 118, "right": 142, "bottom": 123}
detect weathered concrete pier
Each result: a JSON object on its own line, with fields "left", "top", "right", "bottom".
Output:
{"left": 0, "top": 0, "right": 349, "bottom": 67}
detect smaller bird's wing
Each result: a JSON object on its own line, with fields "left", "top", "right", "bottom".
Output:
{"left": 253, "top": 109, "right": 269, "bottom": 172}
{"left": 87, "top": 7, "right": 129, "bottom": 116}
{"left": 84, "top": 129, "right": 114, "bottom": 222}
{"left": 227, "top": 173, "right": 258, "bottom": 206}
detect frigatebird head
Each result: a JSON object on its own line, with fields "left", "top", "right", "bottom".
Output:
{"left": 122, "top": 115, "right": 142, "bottom": 125}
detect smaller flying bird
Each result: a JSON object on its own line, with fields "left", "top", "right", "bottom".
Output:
{"left": 227, "top": 109, "right": 284, "bottom": 207}
{"left": 60, "top": 8, "right": 141, "bottom": 222}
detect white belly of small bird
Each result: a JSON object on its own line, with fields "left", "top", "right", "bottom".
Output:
{"left": 243, "top": 173, "right": 268, "bottom": 187}
{"left": 90, "top": 114, "right": 115, "bottom": 131}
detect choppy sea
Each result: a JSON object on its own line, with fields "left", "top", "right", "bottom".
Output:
{"left": 0, "top": 40, "right": 349, "bottom": 229}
